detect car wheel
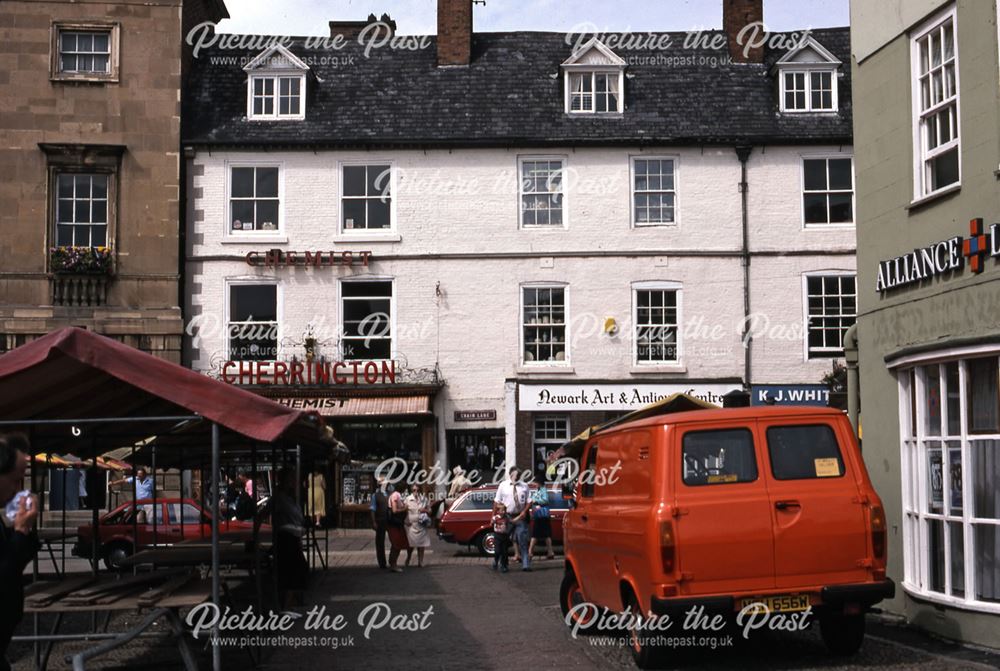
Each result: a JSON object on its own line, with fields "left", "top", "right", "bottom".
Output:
{"left": 559, "top": 570, "right": 601, "bottom": 635}
{"left": 476, "top": 531, "right": 497, "bottom": 557}
{"left": 622, "top": 588, "right": 666, "bottom": 669}
{"left": 820, "top": 612, "right": 865, "bottom": 656}
{"left": 103, "top": 542, "right": 132, "bottom": 570}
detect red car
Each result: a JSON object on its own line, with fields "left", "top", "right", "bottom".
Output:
{"left": 437, "top": 485, "right": 570, "bottom": 556}
{"left": 74, "top": 498, "right": 264, "bottom": 569}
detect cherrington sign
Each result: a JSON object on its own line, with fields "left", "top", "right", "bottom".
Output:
{"left": 221, "top": 360, "right": 396, "bottom": 385}
{"left": 876, "top": 218, "right": 997, "bottom": 294}
{"left": 245, "top": 250, "right": 373, "bottom": 268}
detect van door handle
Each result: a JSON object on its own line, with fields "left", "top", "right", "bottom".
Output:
{"left": 580, "top": 514, "right": 589, "bottom": 523}
{"left": 775, "top": 500, "right": 801, "bottom": 511}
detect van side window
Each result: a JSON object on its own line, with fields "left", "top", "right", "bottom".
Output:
{"left": 581, "top": 443, "right": 598, "bottom": 498}
{"left": 682, "top": 429, "right": 757, "bottom": 486}
{"left": 766, "top": 424, "right": 845, "bottom": 480}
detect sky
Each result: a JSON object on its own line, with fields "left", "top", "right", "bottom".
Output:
{"left": 217, "top": 0, "right": 849, "bottom": 36}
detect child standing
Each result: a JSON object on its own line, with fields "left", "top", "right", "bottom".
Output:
{"left": 491, "top": 501, "right": 512, "bottom": 573}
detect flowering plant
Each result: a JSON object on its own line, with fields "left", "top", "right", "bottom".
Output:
{"left": 49, "top": 246, "right": 114, "bottom": 275}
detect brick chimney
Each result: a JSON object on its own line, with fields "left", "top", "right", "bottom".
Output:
{"left": 437, "top": 0, "right": 472, "bottom": 67}
{"left": 723, "top": 0, "right": 764, "bottom": 64}
{"left": 330, "top": 13, "right": 395, "bottom": 39}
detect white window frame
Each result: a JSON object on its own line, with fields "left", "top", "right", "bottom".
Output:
{"left": 224, "top": 162, "right": 284, "bottom": 239}
{"left": 224, "top": 278, "right": 281, "bottom": 363}
{"left": 338, "top": 277, "right": 396, "bottom": 362}
{"left": 630, "top": 155, "right": 679, "bottom": 228}
{"left": 564, "top": 70, "right": 624, "bottom": 114}
{"left": 520, "top": 283, "right": 570, "bottom": 367}
{"left": 631, "top": 281, "right": 683, "bottom": 368}
{"left": 779, "top": 67, "right": 839, "bottom": 113}
{"left": 517, "top": 156, "right": 568, "bottom": 229}
{"left": 338, "top": 161, "right": 396, "bottom": 236}
{"left": 246, "top": 73, "right": 306, "bottom": 121}
{"left": 532, "top": 415, "right": 570, "bottom": 479}
{"left": 51, "top": 22, "right": 120, "bottom": 83}
{"left": 910, "top": 5, "right": 961, "bottom": 201}
{"left": 801, "top": 271, "right": 857, "bottom": 361}
{"left": 893, "top": 346, "right": 1000, "bottom": 615}
{"left": 800, "top": 154, "right": 855, "bottom": 228}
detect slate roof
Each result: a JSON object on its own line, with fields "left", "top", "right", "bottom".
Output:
{"left": 183, "top": 27, "right": 851, "bottom": 148}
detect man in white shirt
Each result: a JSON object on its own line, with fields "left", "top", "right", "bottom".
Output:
{"left": 494, "top": 467, "right": 532, "bottom": 571}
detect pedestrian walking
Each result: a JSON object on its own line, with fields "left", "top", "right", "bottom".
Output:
{"left": 490, "top": 501, "right": 511, "bottom": 573}
{"left": 1, "top": 434, "right": 40, "bottom": 671}
{"left": 369, "top": 477, "right": 390, "bottom": 569}
{"left": 529, "top": 486, "right": 556, "bottom": 560}
{"left": 386, "top": 486, "right": 409, "bottom": 573}
{"left": 494, "top": 467, "right": 531, "bottom": 571}
{"left": 257, "top": 468, "right": 308, "bottom": 609}
{"left": 308, "top": 468, "right": 326, "bottom": 527}
{"left": 404, "top": 484, "right": 431, "bottom": 567}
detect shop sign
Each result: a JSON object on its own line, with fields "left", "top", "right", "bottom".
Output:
{"left": 245, "top": 249, "right": 373, "bottom": 268}
{"left": 751, "top": 384, "right": 829, "bottom": 406}
{"left": 221, "top": 359, "right": 396, "bottom": 385}
{"left": 876, "top": 218, "right": 998, "bottom": 294}
{"left": 274, "top": 398, "right": 344, "bottom": 411}
{"left": 454, "top": 410, "right": 497, "bottom": 422}
{"left": 518, "top": 383, "right": 734, "bottom": 412}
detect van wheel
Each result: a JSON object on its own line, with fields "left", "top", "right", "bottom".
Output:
{"left": 476, "top": 531, "right": 497, "bottom": 557}
{"left": 103, "top": 542, "right": 133, "bottom": 570}
{"left": 820, "top": 612, "right": 865, "bottom": 656}
{"left": 560, "top": 571, "right": 603, "bottom": 635}
{"left": 622, "top": 589, "right": 666, "bottom": 669}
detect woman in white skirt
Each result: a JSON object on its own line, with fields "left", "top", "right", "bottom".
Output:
{"left": 404, "top": 483, "right": 432, "bottom": 567}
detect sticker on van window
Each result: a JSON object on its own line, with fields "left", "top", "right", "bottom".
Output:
{"left": 814, "top": 458, "right": 840, "bottom": 477}
{"left": 707, "top": 474, "right": 739, "bottom": 484}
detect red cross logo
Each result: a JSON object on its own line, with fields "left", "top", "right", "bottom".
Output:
{"left": 963, "top": 218, "right": 989, "bottom": 274}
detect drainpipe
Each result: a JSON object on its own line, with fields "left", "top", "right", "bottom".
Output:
{"left": 735, "top": 146, "right": 753, "bottom": 390}
{"left": 843, "top": 323, "right": 860, "bottom": 438}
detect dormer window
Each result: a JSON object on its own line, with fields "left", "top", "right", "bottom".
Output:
{"left": 561, "top": 38, "right": 625, "bottom": 115}
{"left": 243, "top": 44, "right": 309, "bottom": 121}
{"left": 774, "top": 36, "right": 842, "bottom": 114}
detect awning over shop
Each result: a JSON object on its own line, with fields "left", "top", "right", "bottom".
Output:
{"left": 276, "top": 394, "right": 433, "bottom": 417}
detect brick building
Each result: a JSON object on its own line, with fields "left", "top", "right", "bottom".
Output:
{"left": 183, "top": 0, "right": 857, "bottom": 523}
{"left": 0, "top": 0, "right": 227, "bottom": 362}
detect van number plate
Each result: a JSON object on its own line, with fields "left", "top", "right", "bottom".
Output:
{"left": 738, "top": 594, "right": 810, "bottom": 613}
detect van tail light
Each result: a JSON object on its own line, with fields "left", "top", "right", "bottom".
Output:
{"left": 870, "top": 504, "right": 886, "bottom": 563}
{"left": 659, "top": 521, "right": 676, "bottom": 574}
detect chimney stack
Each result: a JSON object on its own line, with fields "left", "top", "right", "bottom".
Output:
{"left": 437, "top": 0, "right": 473, "bottom": 67}
{"left": 330, "top": 13, "right": 395, "bottom": 39}
{"left": 723, "top": 0, "right": 764, "bottom": 64}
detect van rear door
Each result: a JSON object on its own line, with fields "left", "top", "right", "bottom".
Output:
{"left": 673, "top": 423, "right": 776, "bottom": 595}
{"left": 759, "top": 417, "right": 870, "bottom": 589}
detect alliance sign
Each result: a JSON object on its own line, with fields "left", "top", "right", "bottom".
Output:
{"left": 876, "top": 218, "right": 996, "bottom": 294}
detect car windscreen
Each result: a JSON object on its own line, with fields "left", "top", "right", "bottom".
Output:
{"left": 766, "top": 424, "right": 846, "bottom": 480}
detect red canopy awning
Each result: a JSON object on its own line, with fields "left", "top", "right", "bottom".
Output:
{"left": 0, "top": 327, "right": 329, "bottom": 451}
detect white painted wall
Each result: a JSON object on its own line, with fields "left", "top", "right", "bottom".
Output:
{"left": 187, "top": 144, "right": 856, "bottom": 431}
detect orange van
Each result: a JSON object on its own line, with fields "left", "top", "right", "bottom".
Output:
{"left": 559, "top": 406, "right": 893, "bottom": 667}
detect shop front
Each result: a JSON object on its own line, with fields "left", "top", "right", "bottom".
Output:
{"left": 509, "top": 380, "right": 739, "bottom": 482}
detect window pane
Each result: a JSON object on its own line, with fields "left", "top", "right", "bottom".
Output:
{"left": 928, "top": 442, "right": 944, "bottom": 513}
{"left": 975, "top": 523, "right": 1000, "bottom": 602}
{"left": 828, "top": 193, "right": 853, "bottom": 223}
{"left": 803, "top": 160, "right": 827, "bottom": 191}
{"left": 230, "top": 284, "right": 277, "bottom": 322}
{"left": 682, "top": 429, "right": 757, "bottom": 486}
{"left": 343, "top": 166, "right": 366, "bottom": 197}
{"left": 367, "top": 165, "right": 391, "bottom": 198}
{"left": 967, "top": 358, "right": 1000, "bottom": 433}
{"left": 343, "top": 281, "right": 393, "bottom": 298}
{"left": 255, "top": 168, "right": 278, "bottom": 198}
{"left": 928, "top": 518, "right": 945, "bottom": 593}
{"left": 256, "top": 200, "right": 278, "bottom": 229}
{"left": 971, "top": 440, "right": 1000, "bottom": 520}
{"left": 924, "top": 365, "right": 942, "bottom": 436}
{"left": 804, "top": 194, "right": 828, "bottom": 224}
{"left": 930, "top": 147, "right": 959, "bottom": 192}
{"left": 231, "top": 168, "right": 254, "bottom": 198}
{"left": 827, "top": 159, "right": 852, "bottom": 190}
{"left": 367, "top": 199, "right": 391, "bottom": 229}
{"left": 231, "top": 201, "right": 254, "bottom": 228}
{"left": 342, "top": 199, "right": 365, "bottom": 229}
{"left": 945, "top": 362, "right": 961, "bottom": 436}
{"left": 767, "top": 425, "right": 844, "bottom": 480}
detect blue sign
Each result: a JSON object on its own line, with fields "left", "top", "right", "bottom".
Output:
{"left": 751, "top": 384, "right": 830, "bottom": 406}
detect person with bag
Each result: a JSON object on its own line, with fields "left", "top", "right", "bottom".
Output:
{"left": 386, "top": 485, "right": 409, "bottom": 573}
{"left": 528, "top": 485, "right": 556, "bottom": 560}
{"left": 490, "top": 501, "right": 512, "bottom": 573}
{"left": 494, "top": 466, "right": 531, "bottom": 571}
{"left": 403, "top": 484, "right": 431, "bottom": 567}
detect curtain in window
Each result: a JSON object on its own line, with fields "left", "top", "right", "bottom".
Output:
{"left": 570, "top": 74, "right": 585, "bottom": 111}
{"left": 607, "top": 75, "right": 620, "bottom": 110}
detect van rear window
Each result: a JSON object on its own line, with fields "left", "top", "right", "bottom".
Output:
{"left": 766, "top": 425, "right": 845, "bottom": 480}
{"left": 682, "top": 429, "right": 757, "bottom": 486}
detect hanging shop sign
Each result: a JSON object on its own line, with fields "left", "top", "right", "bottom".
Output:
{"left": 454, "top": 410, "right": 497, "bottom": 422}
{"left": 245, "top": 250, "right": 373, "bottom": 268}
{"left": 221, "top": 359, "right": 396, "bottom": 385}
{"left": 751, "top": 384, "right": 829, "bottom": 406}
{"left": 876, "top": 218, "right": 998, "bottom": 294}
{"left": 518, "top": 383, "right": 734, "bottom": 411}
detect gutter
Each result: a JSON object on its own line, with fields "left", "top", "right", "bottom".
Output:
{"left": 843, "top": 323, "right": 859, "bottom": 438}
{"left": 735, "top": 145, "right": 753, "bottom": 390}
